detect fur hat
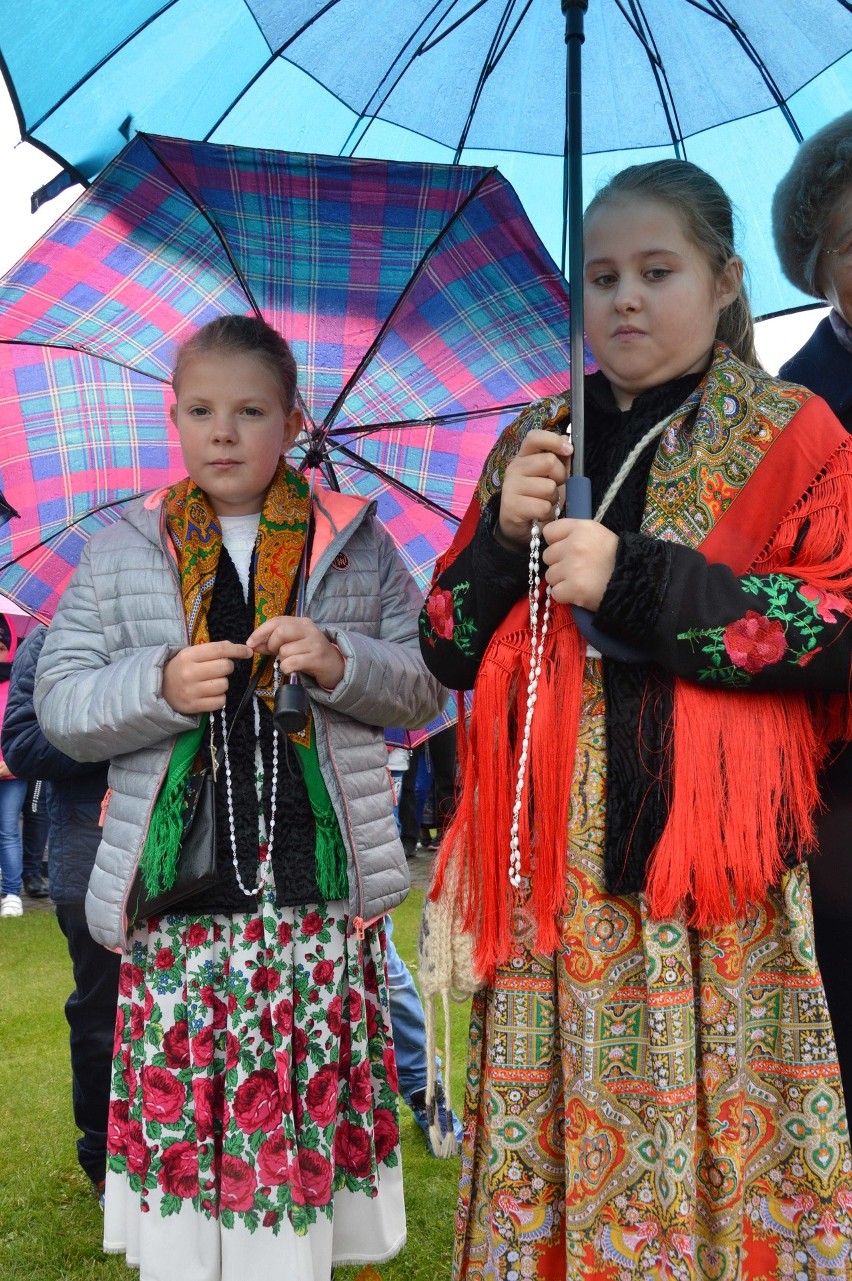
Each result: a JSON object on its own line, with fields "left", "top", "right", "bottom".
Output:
{"left": 772, "top": 111, "right": 852, "bottom": 299}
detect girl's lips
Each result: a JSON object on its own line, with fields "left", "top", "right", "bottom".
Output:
{"left": 210, "top": 459, "right": 240, "bottom": 468}
{"left": 613, "top": 327, "right": 645, "bottom": 338}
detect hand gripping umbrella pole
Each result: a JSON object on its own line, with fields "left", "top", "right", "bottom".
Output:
{"left": 561, "top": 0, "right": 641, "bottom": 664}
{"left": 272, "top": 451, "right": 320, "bottom": 736}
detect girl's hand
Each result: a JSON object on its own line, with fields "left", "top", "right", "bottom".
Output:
{"left": 541, "top": 519, "right": 619, "bottom": 611}
{"left": 0, "top": 761, "right": 11, "bottom": 780}
{"left": 497, "top": 429, "right": 573, "bottom": 549}
{"left": 162, "top": 640, "right": 253, "bottom": 714}
{"left": 248, "top": 617, "right": 345, "bottom": 691}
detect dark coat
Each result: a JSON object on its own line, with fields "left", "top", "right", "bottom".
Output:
{"left": 1, "top": 627, "right": 109, "bottom": 905}
{"left": 779, "top": 316, "right": 852, "bottom": 432}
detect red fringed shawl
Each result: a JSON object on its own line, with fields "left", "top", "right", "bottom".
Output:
{"left": 431, "top": 349, "right": 852, "bottom": 982}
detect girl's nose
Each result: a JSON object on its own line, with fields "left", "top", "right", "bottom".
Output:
{"left": 210, "top": 416, "right": 237, "bottom": 442}
{"left": 613, "top": 278, "right": 640, "bottom": 312}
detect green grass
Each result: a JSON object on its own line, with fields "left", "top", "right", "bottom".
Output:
{"left": 0, "top": 890, "right": 470, "bottom": 1281}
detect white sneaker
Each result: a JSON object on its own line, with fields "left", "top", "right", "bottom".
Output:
{"left": 0, "top": 894, "right": 23, "bottom": 918}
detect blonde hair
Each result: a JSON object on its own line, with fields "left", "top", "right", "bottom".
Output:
{"left": 172, "top": 314, "right": 298, "bottom": 408}
{"left": 586, "top": 160, "right": 760, "bottom": 369}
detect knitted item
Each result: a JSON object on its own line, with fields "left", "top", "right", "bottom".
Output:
{"left": 418, "top": 848, "right": 485, "bottom": 1158}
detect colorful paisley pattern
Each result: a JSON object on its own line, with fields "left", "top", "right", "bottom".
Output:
{"left": 454, "top": 663, "right": 852, "bottom": 1280}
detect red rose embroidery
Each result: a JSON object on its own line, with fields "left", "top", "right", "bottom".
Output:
{"left": 278, "top": 920, "right": 292, "bottom": 946}
{"left": 220, "top": 1154, "right": 257, "bottom": 1213}
{"left": 256, "top": 1129, "right": 291, "bottom": 1186}
{"left": 347, "top": 990, "right": 363, "bottom": 1025}
{"left": 382, "top": 1046, "right": 399, "bottom": 1095}
{"left": 192, "top": 1075, "right": 221, "bottom": 1141}
{"left": 338, "top": 1023, "right": 352, "bottom": 1075}
{"left": 162, "top": 1019, "right": 190, "bottom": 1070}
{"left": 113, "top": 1006, "right": 125, "bottom": 1058}
{"left": 225, "top": 1031, "right": 240, "bottom": 1070}
{"left": 334, "top": 1119, "right": 373, "bottom": 1178}
{"left": 425, "top": 588, "right": 455, "bottom": 641}
{"left": 130, "top": 964, "right": 144, "bottom": 989}
{"left": 722, "top": 612, "right": 786, "bottom": 674}
{"left": 251, "top": 966, "right": 270, "bottom": 993}
{"left": 155, "top": 947, "right": 175, "bottom": 971}
{"left": 275, "top": 1050, "right": 293, "bottom": 1114}
{"left": 800, "top": 585, "right": 850, "bottom": 624}
{"left": 125, "top": 1119, "right": 150, "bottom": 1179}
{"left": 233, "top": 1069, "right": 280, "bottom": 1135}
{"left": 292, "top": 1026, "right": 309, "bottom": 1064}
{"left": 306, "top": 1064, "right": 339, "bottom": 1128}
{"left": 324, "top": 995, "right": 342, "bottom": 1037}
{"left": 107, "top": 1099, "right": 129, "bottom": 1155}
{"left": 312, "top": 959, "right": 335, "bottom": 986}
{"left": 259, "top": 1006, "right": 274, "bottom": 1045}
{"left": 143, "top": 987, "right": 154, "bottom": 1020}
{"left": 118, "top": 963, "right": 133, "bottom": 998}
{"left": 365, "top": 999, "right": 381, "bottom": 1041}
{"left": 272, "top": 999, "right": 293, "bottom": 1037}
{"left": 301, "top": 911, "right": 324, "bottom": 936}
{"left": 243, "top": 917, "right": 264, "bottom": 944}
{"left": 373, "top": 1106, "right": 399, "bottom": 1164}
{"left": 348, "top": 1059, "right": 373, "bottom": 1114}
{"left": 266, "top": 967, "right": 280, "bottom": 993}
{"left": 191, "top": 1024, "right": 214, "bottom": 1068}
{"left": 140, "top": 1065, "right": 185, "bottom": 1124}
{"left": 158, "top": 1140, "right": 199, "bottom": 1199}
{"left": 186, "top": 923, "right": 208, "bottom": 948}
{"left": 130, "top": 1003, "right": 145, "bottom": 1041}
{"left": 297, "top": 1148, "right": 333, "bottom": 1206}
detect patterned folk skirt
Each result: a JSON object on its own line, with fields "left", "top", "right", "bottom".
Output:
{"left": 104, "top": 893, "right": 404, "bottom": 1281}
{"left": 455, "top": 664, "right": 852, "bottom": 1280}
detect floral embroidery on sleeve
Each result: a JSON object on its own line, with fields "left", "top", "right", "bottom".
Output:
{"left": 677, "top": 575, "right": 851, "bottom": 686}
{"left": 421, "top": 582, "right": 478, "bottom": 655}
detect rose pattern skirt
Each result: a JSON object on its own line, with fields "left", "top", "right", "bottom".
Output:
{"left": 104, "top": 893, "right": 405, "bottom": 1280}
{"left": 454, "top": 663, "right": 852, "bottom": 1280}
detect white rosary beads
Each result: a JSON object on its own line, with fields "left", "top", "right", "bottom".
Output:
{"left": 508, "top": 511, "right": 556, "bottom": 888}
{"left": 221, "top": 660, "right": 281, "bottom": 897}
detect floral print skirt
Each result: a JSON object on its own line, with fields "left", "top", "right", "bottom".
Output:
{"left": 104, "top": 893, "right": 404, "bottom": 1281}
{"left": 454, "top": 663, "right": 852, "bottom": 1280}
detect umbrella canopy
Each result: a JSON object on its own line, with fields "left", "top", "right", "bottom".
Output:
{"left": 1, "top": 0, "right": 850, "bottom": 318}
{"left": 0, "top": 133, "right": 572, "bottom": 639}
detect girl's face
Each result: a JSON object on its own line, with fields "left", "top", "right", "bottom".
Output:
{"left": 171, "top": 350, "right": 303, "bottom": 516}
{"left": 583, "top": 196, "right": 740, "bottom": 410}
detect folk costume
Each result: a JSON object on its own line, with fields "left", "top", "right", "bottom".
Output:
{"left": 36, "top": 458, "right": 447, "bottom": 1280}
{"left": 420, "top": 347, "right": 852, "bottom": 1280}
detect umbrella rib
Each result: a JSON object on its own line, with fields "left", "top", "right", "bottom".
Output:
{"left": 420, "top": 1, "right": 493, "bottom": 54}
{"left": 619, "top": 0, "right": 687, "bottom": 155}
{"left": 453, "top": 0, "right": 527, "bottom": 162}
{"left": 140, "top": 135, "right": 263, "bottom": 319}
{"left": 0, "top": 336, "right": 170, "bottom": 381}
{"left": 315, "top": 165, "right": 499, "bottom": 439}
{"left": 322, "top": 401, "right": 532, "bottom": 440}
{"left": 203, "top": 0, "right": 347, "bottom": 142}
{"left": 338, "top": 0, "right": 458, "bottom": 157}
{"left": 0, "top": 494, "right": 146, "bottom": 573}
{"left": 328, "top": 444, "right": 461, "bottom": 523}
{"left": 13, "top": 1, "right": 181, "bottom": 135}
{"left": 684, "top": 0, "right": 804, "bottom": 141}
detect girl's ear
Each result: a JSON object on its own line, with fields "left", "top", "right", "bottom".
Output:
{"left": 169, "top": 402, "right": 178, "bottom": 427}
{"left": 716, "top": 256, "right": 743, "bottom": 312}
{"left": 282, "top": 407, "right": 304, "bottom": 453}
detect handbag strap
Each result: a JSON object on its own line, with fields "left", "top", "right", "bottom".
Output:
{"left": 224, "top": 655, "right": 272, "bottom": 746}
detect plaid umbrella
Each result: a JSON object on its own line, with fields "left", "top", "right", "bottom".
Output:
{"left": 0, "top": 133, "right": 573, "bottom": 730}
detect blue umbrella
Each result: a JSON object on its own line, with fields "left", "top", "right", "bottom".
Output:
{"left": 1, "top": 0, "right": 850, "bottom": 320}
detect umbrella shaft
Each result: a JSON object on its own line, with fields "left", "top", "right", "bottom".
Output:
{"left": 563, "top": 0, "right": 587, "bottom": 473}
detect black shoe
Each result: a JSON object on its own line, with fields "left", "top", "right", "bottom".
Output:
{"left": 23, "top": 875, "right": 49, "bottom": 899}
{"left": 402, "top": 837, "right": 417, "bottom": 859}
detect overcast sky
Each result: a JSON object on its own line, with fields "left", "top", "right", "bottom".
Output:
{"left": 0, "top": 82, "right": 826, "bottom": 374}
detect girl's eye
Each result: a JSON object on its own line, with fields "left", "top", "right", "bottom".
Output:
{"left": 241, "top": 406, "right": 262, "bottom": 417}
{"left": 589, "top": 272, "right": 617, "bottom": 288}
{"left": 188, "top": 406, "right": 210, "bottom": 417}
{"left": 646, "top": 267, "right": 671, "bottom": 281}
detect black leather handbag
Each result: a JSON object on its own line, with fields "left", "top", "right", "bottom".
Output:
{"left": 129, "top": 658, "right": 270, "bottom": 924}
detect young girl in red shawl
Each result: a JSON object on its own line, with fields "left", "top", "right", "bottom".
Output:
{"left": 421, "top": 161, "right": 852, "bottom": 1279}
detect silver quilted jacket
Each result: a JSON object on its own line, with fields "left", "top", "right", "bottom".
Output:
{"left": 35, "top": 489, "right": 446, "bottom": 950}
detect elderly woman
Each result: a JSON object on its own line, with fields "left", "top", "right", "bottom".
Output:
{"left": 773, "top": 112, "right": 852, "bottom": 1107}
{"left": 773, "top": 110, "right": 852, "bottom": 428}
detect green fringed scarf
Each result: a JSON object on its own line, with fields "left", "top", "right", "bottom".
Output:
{"left": 139, "top": 460, "right": 348, "bottom": 902}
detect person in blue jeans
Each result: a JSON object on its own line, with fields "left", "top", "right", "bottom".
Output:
{"left": 2, "top": 624, "right": 120, "bottom": 1199}
{"left": 0, "top": 613, "right": 26, "bottom": 918}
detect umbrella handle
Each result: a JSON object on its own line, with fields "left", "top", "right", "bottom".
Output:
{"left": 564, "top": 476, "right": 643, "bottom": 664}
{"left": 274, "top": 678, "right": 311, "bottom": 735}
